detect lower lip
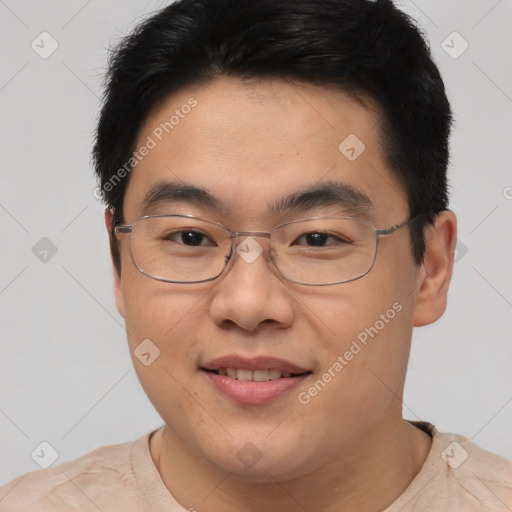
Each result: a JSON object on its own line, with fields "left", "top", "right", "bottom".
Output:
{"left": 201, "top": 370, "right": 310, "bottom": 405}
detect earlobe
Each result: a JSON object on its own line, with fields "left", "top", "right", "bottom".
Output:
{"left": 104, "top": 207, "right": 125, "bottom": 319}
{"left": 412, "top": 210, "right": 457, "bottom": 327}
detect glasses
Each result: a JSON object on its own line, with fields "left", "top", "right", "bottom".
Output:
{"left": 114, "top": 214, "right": 419, "bottom": 286}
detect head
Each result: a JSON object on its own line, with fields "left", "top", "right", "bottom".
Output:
{"left": 94, "top": 0, "right": 456, "bottom": 481}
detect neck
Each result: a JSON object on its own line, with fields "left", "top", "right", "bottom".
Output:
{"left": 150, "top": 418, "right": 432, "bottom": 512}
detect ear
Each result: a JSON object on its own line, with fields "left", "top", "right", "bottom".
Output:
{"left": 104, "top": 207, "right": 125, "bottom": 319}
{"left": 412, "top": 210, "right": 457, "bottom": 327}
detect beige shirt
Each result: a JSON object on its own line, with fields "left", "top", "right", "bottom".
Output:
{"left": 1, "top": 422, "right": 511, "bottom": 511}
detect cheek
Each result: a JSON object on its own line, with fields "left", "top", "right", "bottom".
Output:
{"left": 118, "top": 257, "right": 208, "bottom": 391}
{"left": 311, "top": 289, "right": 411, "bottom": 386}
{"left": 120, "top": 272, "right": 210, "bottom": 415}
{"left": 119, "top": 241, "right": 200, "bottom": 340}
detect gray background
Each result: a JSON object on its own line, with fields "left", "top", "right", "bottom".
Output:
{"left": 1, "top": 0, "right": 511, "bottom": 486}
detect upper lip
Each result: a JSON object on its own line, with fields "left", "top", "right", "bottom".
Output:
{"left": 201, "top": 355, "right": 311, "bottom": 374}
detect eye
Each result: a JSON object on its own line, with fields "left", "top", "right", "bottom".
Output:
{"left": 294, "top": 232, "right": 350, "bottom": 247}
{"left": 165, "top": 230, "right": 215, "bottom": 246}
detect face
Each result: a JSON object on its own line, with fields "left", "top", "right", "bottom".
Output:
{"left": 111, "top": 76, "right": 437, "bottom": 481}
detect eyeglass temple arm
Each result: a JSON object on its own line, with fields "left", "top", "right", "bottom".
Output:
{"left": 374, "top": 215, "right": 422, "bottom": 237}
{"left": 114, "top": 225, "right": 133, "bottom": 235}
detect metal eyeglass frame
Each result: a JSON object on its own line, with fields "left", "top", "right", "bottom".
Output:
{"left": 114, "top": 213, "right": 422, "bottom": 286}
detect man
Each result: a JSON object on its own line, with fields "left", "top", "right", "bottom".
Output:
{"left": 1, "top": 0, "right": 510, "bottom": 510}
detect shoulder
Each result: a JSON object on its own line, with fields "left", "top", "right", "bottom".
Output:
{"left": 437, "top": 429, "right": 512, "bottom": 492}
{"left": 0, "top": 434, "right": 147, "bottom": 512}
{"left": 397, "top": 423, "right": 512, "bottom": 511}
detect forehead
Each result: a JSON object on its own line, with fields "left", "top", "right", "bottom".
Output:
{"left": 123, "top": 76, "right": 408, "bottom": 225}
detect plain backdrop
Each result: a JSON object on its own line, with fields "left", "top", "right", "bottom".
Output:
{"left": 1, "top": 0, "right": 511, "bottom": 486}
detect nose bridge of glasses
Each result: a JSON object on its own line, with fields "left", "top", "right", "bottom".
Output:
{"left": 231, "top": 231, "right": 271, "bottom": 239}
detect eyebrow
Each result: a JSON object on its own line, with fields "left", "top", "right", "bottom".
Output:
{"left": 138, "top": 181, "right": 224, "bottom": 217}
{"left": 270, "top": 181, "right": 373, "bottom": 216}
{"left": 138, "top": 180, "right": 373, "bottom": 218}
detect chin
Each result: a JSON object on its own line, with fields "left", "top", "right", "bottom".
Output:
{"left": 199, "top": 435, "right": 317, "bottom": 483}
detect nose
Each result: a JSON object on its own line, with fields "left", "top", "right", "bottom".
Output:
{"left": 208, "top": 236, "right": 296, "bottom": 332}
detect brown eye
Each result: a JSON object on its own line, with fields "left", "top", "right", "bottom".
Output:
{"left": 293, "top": 232, "right": 349, "bottom": 247}
{"left": 166, "top": 230, "right": 214, "bottom": 246}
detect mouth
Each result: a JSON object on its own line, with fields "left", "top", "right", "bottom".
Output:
{"left": 200, "top": 356, "right": 313, "bottom": 404}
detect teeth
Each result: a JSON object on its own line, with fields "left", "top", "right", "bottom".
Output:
{"left": 216, "top": 368, "right": 300, "bottom": 381}
{"left": 236, "top": 369, "right": 253, "bottom": 381}
{"left": 253, "top": 370, "right": 269, "bottom": 382}
{"left": 269, "top": 369, "right": 282, "bottom": 380}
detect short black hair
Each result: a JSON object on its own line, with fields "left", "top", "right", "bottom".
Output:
{"left": 93, "top": 0, "right": 452, "bottom": 274}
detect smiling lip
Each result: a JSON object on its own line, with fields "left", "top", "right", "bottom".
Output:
{"left": 202, "top": 370, "right": 310, "bottom": 404}
{"left": 200, "top": 355, "right": 312, "bottom": 405}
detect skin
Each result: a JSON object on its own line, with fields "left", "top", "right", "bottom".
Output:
{"left": 105, "top": 76, "right": 457, "bottom": 511}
